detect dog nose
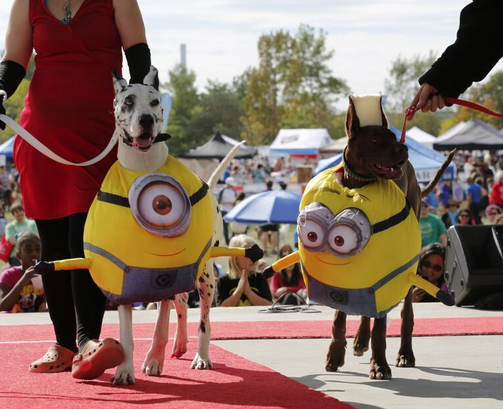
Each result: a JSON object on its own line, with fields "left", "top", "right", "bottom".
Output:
{"left": 139, "top": 114, "right": 154, "bottom": 128}
{"left": 396, "top": 144, "right": 408, "bottom": 154}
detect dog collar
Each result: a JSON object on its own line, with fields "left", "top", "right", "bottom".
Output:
{"left": 342, "top": 148, "right": 378, "bottom": 183}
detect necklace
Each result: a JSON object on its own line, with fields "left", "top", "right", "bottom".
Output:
{"left": 62, "top": 0, "right": 72, "bottom": 24}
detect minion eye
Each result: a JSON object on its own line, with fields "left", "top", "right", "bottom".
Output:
{"left": 328, "top": 225, "right": 359, "bottom": 255}
{"left": 299, "top": 220, "right": 325, "bottom": 248}
{"left": 138, "top": 183, "right": 185, "bottom": 227}
{"left": 129, "top": 173, "right": 192, "bottom": 237}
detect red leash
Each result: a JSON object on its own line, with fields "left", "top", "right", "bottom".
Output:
{"left": 400, "top": 97, "right": 503, "bottom": 143}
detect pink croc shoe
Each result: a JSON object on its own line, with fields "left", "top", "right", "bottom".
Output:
{"left": 72, "top": 338, "right": 125, "bottom": 380}
{"left": 29, "top": 344, "right": 75, "bottom": 373}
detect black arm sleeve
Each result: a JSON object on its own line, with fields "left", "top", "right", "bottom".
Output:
{"left": 0, "top": 60, "right": 26, "bottom": 99}
{"left": 0, "top": 60, "right": 26, "bottom": 129}
{"left": 419, "top": 0, "right": 503, "bottom": 98}
{"left": 124, "top": 43, "right": 151, "bottom": 84}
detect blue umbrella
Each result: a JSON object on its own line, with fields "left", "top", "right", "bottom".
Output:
{"left": 0, "top": 136, "right": 15, "bottom": 158}
{"left": 224, "top": 189, "right": 302, "bottom": 225}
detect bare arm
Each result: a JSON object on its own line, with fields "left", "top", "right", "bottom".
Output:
{"left": 243, "top": 276, "right": 272, "bottom": 306}
{"left": 219, "top": 273, "right": 247, "bottom": 307}
{"left": 0, "top": 267, "right": 37, "bottom": 311}
{"left": 113, "top": 0, "right": 147, "bottom": 50}
{"left": 2, "top": 0, "right": 33, "bottom": 68}
{"left": 244, "top": 284, "right": 272, "bottom": 306}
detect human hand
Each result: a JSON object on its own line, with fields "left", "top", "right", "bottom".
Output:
{"left": 412, "top": 287, "right": 425, "bottom": 303}
{"left": 276, "top": 287, "right": 288, "bottom": 297}
{"left": 238, "top": 270, "right": 248, "bottom": 289}
{"left": 21, "top": 266, "right": 40, "bottom": 285}
{"left": 0, "top": 90, "right": 7, "bottom": 130}
{"left": 407, "top": 83, "right": 446, "bottom": 120}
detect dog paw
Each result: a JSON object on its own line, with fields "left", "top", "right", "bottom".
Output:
{"left": 190, "top": 353, "right": 213, "bottom": 370}
{"left": 353, "top": 344, "right": 369, "bottom": 357}
{"left": 171, "top": 341, "right": 188, "bottom": 358}
{"left": 142, "top": 346, "right": 166, "bottom": 376}
{"left": 111, "top": 364, "right": 135, "bottom": 385}
{"left": 369, "top": 358, "right": 392, "bottom": 380}
{"left": 325, "top": 339, "right": 346, "bottom": 372}
{"left": 142, "top": 360, "right": 163, "bottom": 377}
{"left": 395, "top": 353, "right": 415, "bottom": 368}
{"left": 353, "top": 335, "right": 370, "bottom": 357}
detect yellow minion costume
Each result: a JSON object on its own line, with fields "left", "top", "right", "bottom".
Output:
{"left": 263, "top": 95, "right": 454, "bottom": 317}
{"left": 35, "top": 155, "right": 262, "bottom": 305}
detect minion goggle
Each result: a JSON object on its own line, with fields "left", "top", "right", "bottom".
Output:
{"left": 97, "top": 173, "right": 208, "bottom": 238}
{"left": 297, "top": 202, "right": 372, "bottom": 258}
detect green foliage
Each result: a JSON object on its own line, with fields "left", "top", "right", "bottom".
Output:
{"left": 164, "top": 64, "right": 200, "bottom": 155}
{"left": 384, "top": 51, "right": 437, "bottom": 113}
{"left": 1, "top": 78, "right": 29, "bottom": 141}
{"left": 242, "top": 25, "right": 349, "bottom": 145}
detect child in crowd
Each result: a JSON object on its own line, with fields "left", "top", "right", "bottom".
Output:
{"left": 0, "top": 231, "right": 44, "bottom": 313}
{"left": 412, "top": 243, "right": 447, "bottom": 303}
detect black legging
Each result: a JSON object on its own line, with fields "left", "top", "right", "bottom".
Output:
{"left": 36, "top": 213, "right": 107, "bottom": 351}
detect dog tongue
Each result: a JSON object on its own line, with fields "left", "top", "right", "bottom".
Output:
{"left": 133, "top": 137, "right": 152, "bottom": 149}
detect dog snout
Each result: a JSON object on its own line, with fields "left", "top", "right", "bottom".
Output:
{"left": 139, "top": 114, "right": 155, "bottom": 129}
{"left": 395, "top": 143, "right": 408, "bottom": 155}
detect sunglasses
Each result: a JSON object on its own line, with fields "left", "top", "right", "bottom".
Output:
{"left": 422, "top": 260, "right": 443, "bottom": 273}
{"left": 489, "top": 212, "right": 500, "bottom": 216}
{"left": 459, "top": 214, "right": 470, "bottom": 218}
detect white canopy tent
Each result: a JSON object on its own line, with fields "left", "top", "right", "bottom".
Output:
{"left": 270, "top": 128, "right": 333, "bottom": 156}
{"left": 406, "top": 126, "right": 436, "bottom": 148}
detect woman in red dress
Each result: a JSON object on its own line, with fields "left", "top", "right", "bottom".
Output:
{"left": 0, "top": 0, "right": 151, "bottom": 380}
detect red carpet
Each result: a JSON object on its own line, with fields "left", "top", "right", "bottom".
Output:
{"left": 0, "top": 341, "right": 354, "bottom": 409}
{"left": 1, "top": 317, "right": 503, "bottom": 343}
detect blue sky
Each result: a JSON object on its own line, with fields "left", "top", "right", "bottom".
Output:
{"left": 3, "top": 0, "right": 500, "bottom": 106}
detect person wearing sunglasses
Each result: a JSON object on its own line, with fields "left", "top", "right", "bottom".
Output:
{"left": 412, "top": 243, "right": 447, "bottom": 303}
{"left": 456, "top": 208, "right": 476, "bottom": 226}
{"left": 483, "top": 204, "right": 502, "bottom": 225}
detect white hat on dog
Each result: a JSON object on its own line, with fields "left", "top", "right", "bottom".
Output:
{"left": 350, "top": 94, "right": 384, "bottom": 127}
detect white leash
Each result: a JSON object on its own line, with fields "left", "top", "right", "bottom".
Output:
{"left": 0, "top": 113, "right": 118, "bottom": 166}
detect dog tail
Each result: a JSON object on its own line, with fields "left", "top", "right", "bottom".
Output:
{"left": 421, "top": 149, "right": 456, "bottom": 198}
{"left": 207, "top": 141, "right": 246, "bottom": 189}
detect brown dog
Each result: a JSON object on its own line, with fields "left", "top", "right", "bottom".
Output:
{"left": 324, "top": 94, "right": 454, "bottom": 379}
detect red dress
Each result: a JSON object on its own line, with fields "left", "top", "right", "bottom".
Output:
{"left": 13, "top": 0, "right": 122, "bottom": 219}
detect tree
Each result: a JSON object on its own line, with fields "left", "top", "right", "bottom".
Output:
{"left": 384, "top": 52, "right": 445, "bottom": 135}
{"left": 165, "top": 64, "right": 200, "bottom": 155}
{"left": 242, "top": 25, "right": 349, "bottom": 145}
{"left": 440, "top": 70, "right": 503, "bottom": 133}
{"left": 186, "top": 80, "right": 244, "bottom": 143}
{"left": 384, "top": 51, "right": 437, "bottom": 113}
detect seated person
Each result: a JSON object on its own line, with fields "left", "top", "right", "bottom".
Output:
{"left": 217, "top": 234, "right": 272, "bottom": 307}
{"left": 412, "top": 243, "right": 447, "bottom": 303}
{"left": 270, "top": 244, "right": 305, "bottom": 304}
{"left": 0, "top": 231, "right": 45, "bottom": 313}
{"left": 456, "top": 208, "right": 476, "bottom": 226}
{"left": 483, "top": 204, "right": 502, "bottom": 225}
{"left": 4, "top": 202, "right": 38, "bottom": 266}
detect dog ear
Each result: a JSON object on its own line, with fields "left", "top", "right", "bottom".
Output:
{"left": 143, "top": 66, "right": 160, "bottom": 91}
{"left": 345, "top": 95, "right": 360, "bottom": 137}
{"left": 112, "top": 69, "right": 128, "bottom": 94}
{"left": 379, "top": 95, "right": 389, "bottom": 128}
